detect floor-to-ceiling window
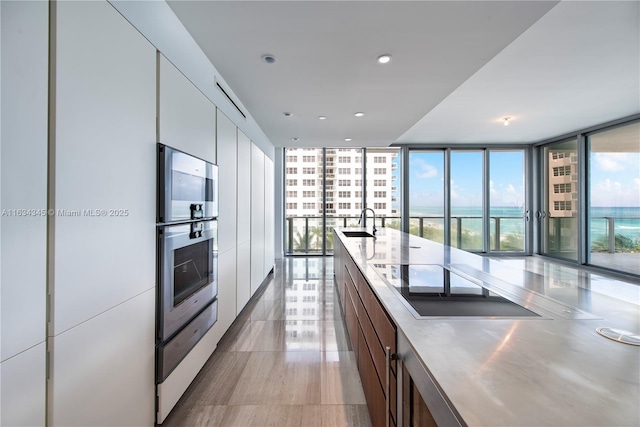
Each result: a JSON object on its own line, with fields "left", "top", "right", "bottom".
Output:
{"left": 450, "top": 151, "right": 483, "bottom": 251}
{"left": 365, "top": 148, "right": 401, "bottom": 230}
{"left": 283, "top": 117, "right": 638, "bottom": 278}
{"left": 326, "top": 148, "right": 364, "bottom": 253}
{"left": 408, "top": 149, "right": 525, "bottom": 252}
{"left": 489, "top": 150, "right": 526, "bottom": 252}
{"left": 587, "top": 122, "right": 640, "bottom": 275}
{"left": 541, "top": 139, "right": 579, "bottom": 261}
{"left": 284, "top": 148, "right": 324, "bottom": 254}
{"left": 285, "top": 147, "right": 399, "bottom": 255}
{"left": 408, "top": 151, "right": 445, "bottom": 243}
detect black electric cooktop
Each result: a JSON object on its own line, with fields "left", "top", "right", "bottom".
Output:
{"left": 373, "top": 264, "right": 540, "bottom": 317}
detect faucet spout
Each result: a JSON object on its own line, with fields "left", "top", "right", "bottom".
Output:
{"left": 357, "top": 208, "right": 377, "bottom": 236}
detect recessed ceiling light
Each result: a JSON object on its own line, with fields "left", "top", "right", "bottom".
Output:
{"left": 503, "top": 116, "right": 511, "bottom": 126}
{"left": 354, "top": 112, "right": 364, "bottom": 117}
{"left": 291, "top": 137, "right": 300, "bottom": 141}
{"left": 261, "top": 54, "right": 276, "bottom": 64}
{"left": 377, "top": 54, "right": 392, "bottom": 64}
{"left": 344, "top": 138, "right": 352, "bottom": 142}
{"left": 283, "top": 112, "right": 292, "bottom": 117}
{"left": 318, "top": 116, "right": 327, "bottom": 120}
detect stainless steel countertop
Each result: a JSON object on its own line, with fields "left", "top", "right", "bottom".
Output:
{"left": 335, "top": 228, "right": 640, "bottom": 426}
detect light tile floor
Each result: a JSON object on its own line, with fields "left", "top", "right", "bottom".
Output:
{"left": 162, "top": 257, "right": 372, "bottom": 427}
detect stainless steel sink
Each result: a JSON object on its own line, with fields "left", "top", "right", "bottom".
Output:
{"left": 342, "top": 230, "right": 375, "bottom": 238}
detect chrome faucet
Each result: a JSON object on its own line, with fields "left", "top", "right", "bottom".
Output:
{"left": 358, "top": 208, "right": 377, "bottom": 236}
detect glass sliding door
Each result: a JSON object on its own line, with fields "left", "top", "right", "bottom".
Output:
{"left": 284, "top": 148, "right": 324, "bottom": 254}
{"left": 541, "top": 139, "right": 579, "bottom": 260}
{"left": 408, "top": 151, "right": 445, "bottom": 243}
{"left": 588, "top": 122, "right": 640, "bottom": 275}
{"left": 450, "top": 151, "right": 483, "bottom": 251}
{"left": 365, "top": 148, "right": 401, "bottom": 230}
{"left": 285, "top": 148, "right": 366, "bottom": 255}
{"left": 326, "top": 148, "right": 363, "bottom": 253}
{"left": 489, "top": 150, "right": 525, "bottom": 252}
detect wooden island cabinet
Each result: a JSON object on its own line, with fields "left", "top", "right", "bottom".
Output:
{"left": 334, "top": 231, "right": 398, "bottom": 427}
{"left": 334, "top": 230, "right": 440, "bottom": 427}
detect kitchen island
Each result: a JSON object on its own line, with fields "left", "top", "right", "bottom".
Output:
{"left": 333, "top": 227, "right": 640, "bottom": 426}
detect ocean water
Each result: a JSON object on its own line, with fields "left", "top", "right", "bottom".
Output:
{"left": 589, "top": 207, "right": 640, "bottom": 241}
{"left": 410, "top": 206, "right": 640, "bottom": 241}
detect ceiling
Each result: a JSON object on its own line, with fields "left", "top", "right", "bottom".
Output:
{"left": 167, "top": 1, "right": 640, "bottom": 148}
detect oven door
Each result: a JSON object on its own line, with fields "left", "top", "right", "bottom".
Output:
{"left": 158, "top": 144, "right": 219, "bottom": 223}
{"left": 158, "top": 220, "right": 218, "bottom": 342}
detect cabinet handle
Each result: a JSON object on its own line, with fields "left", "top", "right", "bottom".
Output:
{"left": 385, "top": 345, "right": 391, "bottom": 427}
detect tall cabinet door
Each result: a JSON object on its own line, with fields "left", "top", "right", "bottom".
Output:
{"left": 236, "top": 131, "right": 252, "bottom": 312}
{"left": 52, "top": 1, "right": 156, "bottom": 425}
{"left": 1, "top": 2, "right": 48, "bottom": 425}
{"left": 250, "top": 143, "right": 266, "bottom": 295}
{"left": 158, "top": 53, "right": 216, "bottom": 163}
{"left": 264, "top": 156, "right": 275, "bottom": 276}
{"left": 216, "top": 110, "right": 237, "bottom": 331}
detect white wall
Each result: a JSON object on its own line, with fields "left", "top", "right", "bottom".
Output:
{"left": 50, "top": 1, "right": 156, "bottom": 424}
{"left": 0, "top": 1, "right": 48, "bottom": 425}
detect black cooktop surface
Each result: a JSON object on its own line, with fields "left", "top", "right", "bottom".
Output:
{"left": 373, "top": 264, "right": 540, "bottom": 317}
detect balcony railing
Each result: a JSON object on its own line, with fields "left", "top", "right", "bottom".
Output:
{"left": 589, "top": 216, "right": 640, "bottom": 253}
{"left": 410, "top": 216, "right": 525, "bottom": 251}
{"left": 285, "top": 215, "right": 639, "bottom": 254}
{"left": 285, "top": 215, "right": 527, "bottom": 254}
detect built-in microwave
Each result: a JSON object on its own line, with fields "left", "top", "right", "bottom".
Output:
{"left": 157, "top": 220, "right": 218, "bottom": 343}
{"left": 157, "top": 144, "right": 219, "bottom": 224}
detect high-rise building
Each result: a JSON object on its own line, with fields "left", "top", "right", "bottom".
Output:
{"left": 284, "top": 148, "right": 399, "bottom": 219}
{"left": 548, "top": 150, "right": 578, "bottom": 217}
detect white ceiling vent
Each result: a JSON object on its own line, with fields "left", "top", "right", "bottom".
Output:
{"left": 216, "top": 80, "right": 246, "bottom": 119}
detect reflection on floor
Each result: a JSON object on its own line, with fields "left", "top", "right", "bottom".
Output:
{"left": 162, "top": 257, "right": 372, "bottom": 427}
{"left": 589, "top": 252, "right": 640, "bottom": 277}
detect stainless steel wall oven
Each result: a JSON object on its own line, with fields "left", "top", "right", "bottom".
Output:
{"left": 157, "top": 221, "right": 218, "bottom": 342}
{"left": 157, "top": 144, "right": 219, "bottom": 223}
{"left": 156, "top": 144, "right": 219, "bottom": 382}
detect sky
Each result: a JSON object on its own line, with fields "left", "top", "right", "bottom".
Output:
{"left": 409, "top": 151, "right": 524, "bottom": 211}
{"left": 590, "top": 152, "right": 640, "bottom": 208}
{"left": 409, "top": 148, "right": 640, "bottom": 213}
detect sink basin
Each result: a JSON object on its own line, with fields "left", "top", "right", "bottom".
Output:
{"left": 342, "top": 230, "right": 375, "bottom": 238}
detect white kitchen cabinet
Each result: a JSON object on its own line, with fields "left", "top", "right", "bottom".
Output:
{"left": 237, "top": 130, "right": 252, "bottom": 244}
{"left": 216, "top": 109, "right": 238, "bottom": 330}
{"left": 216, "top": 110, "right": 237, "bottom": 254}
{"left": 216, "top": 249, "right": 237, "bottom": 334}
{"left": 236, "top": 241, "right": 252, "bottom": 314}
{"left": 250, "top": 144, "right": 266, "bottom": 296}
{"left": 0, "top": 0, "right": 48, "bottom": 364}
{"left": 53, "top": 0, "right": 156, "bottom": 335}
{"left": 264, "top": 156, "right": 275, "bottom": 276}
{"left": 236, "top": 130, "right": 252, "bottom": 311}
{"left": 158, "top": 54, "right": 216, "bottom": 163}
{"left": 0, "top": 343, "right": 46, "bottom": 427}
{"left": 50, "top": 289, "right": 155, "bottom": 427}
{"left": 156, "top": 303, "right": 221, "bottom": 424}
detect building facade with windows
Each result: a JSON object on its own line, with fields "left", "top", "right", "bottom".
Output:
{"left": 284, "top": 148, "right": 399, "bottom": 219}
